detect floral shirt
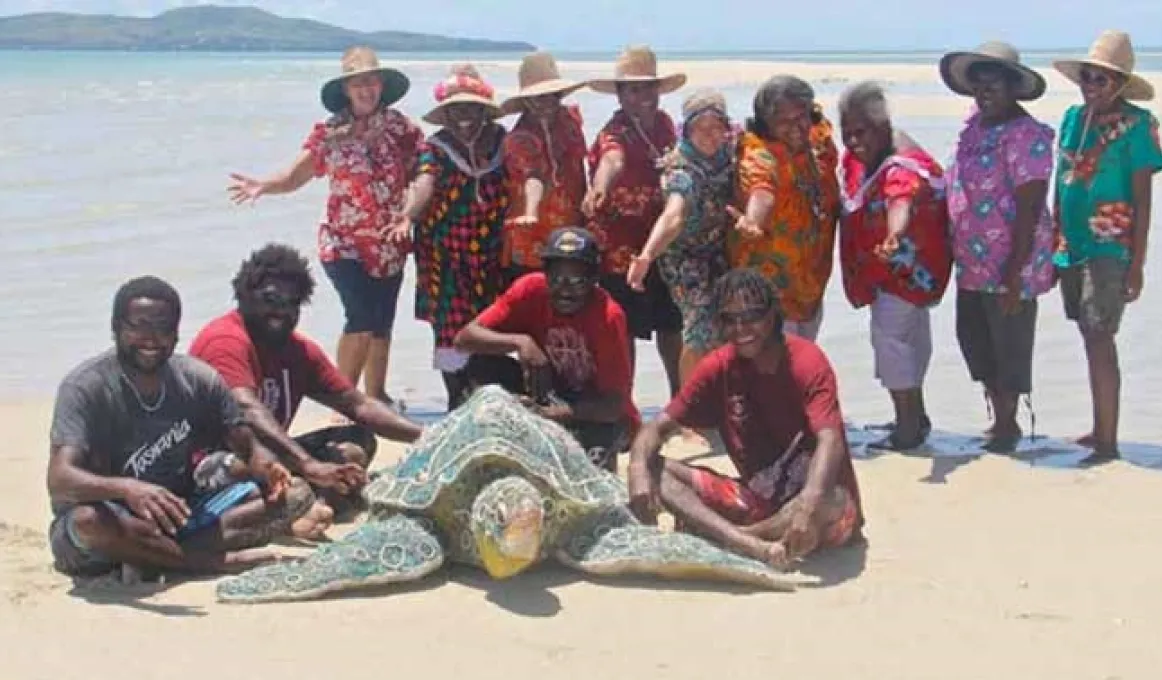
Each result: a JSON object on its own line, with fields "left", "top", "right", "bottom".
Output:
{"left": 839, "top": 146, "right": 951, "bottom": 309}
{"left": 732, "top": 112, "right": 841, "bottom": 321}
{"left": 502, "top": 105, "right": 588, "bottom": 269}
{"left": 946, "top": 112, "right": 1056, "bottom": 297}
{"left": 303, "top": 107, "right": 423, "bottom": 279}
{"left": 586, "top": 110, "right": 678, "bottom": 275}
{"left": 1054, "top": 102, "right": 1162, "bottom": 267}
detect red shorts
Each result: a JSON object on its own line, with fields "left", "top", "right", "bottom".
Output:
{"left": 689, "top": 466, "right": 859, "bottom": 548}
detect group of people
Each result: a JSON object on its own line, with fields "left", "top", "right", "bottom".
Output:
{"left": 45, "top": 28, "right": 1160, "bottom": 582}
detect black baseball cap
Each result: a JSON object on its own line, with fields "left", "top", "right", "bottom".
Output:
{"left": 540, "top": 227, "right": 601, "bottom": 267}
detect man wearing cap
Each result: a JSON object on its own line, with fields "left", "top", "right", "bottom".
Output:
{"left": 499, "top": 51, "right": 589, "bottom": 283}
{"left": 582, "top": 45, "right": 687, "bottom": 397}
{"left": 940, "top": 41, "right": 1057, "bottom": 453}
{"left": 453, "top": 227, "right": 640, "bottom": 471}
{"left": 1050, "top": 30, "right": 1162, "bottom": 464}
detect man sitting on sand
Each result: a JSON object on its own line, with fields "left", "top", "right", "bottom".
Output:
{"left": 189, "top": 244, "right": 425, "bottom": 529}
{"left": 626, "top": 268, "right": 864, "bottom": 569}
{"left": 453, "top": 227, "right": 639, "bottom": 472}
{"left": 48, "top": 276, "right": 313, "bottom": 578}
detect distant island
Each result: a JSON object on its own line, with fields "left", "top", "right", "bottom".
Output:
{"left": 0, "top": 5, "right": 536, "bottom": 52}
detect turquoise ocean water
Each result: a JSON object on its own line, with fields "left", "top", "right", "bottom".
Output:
{"left": 1, "top": 49, "right": 1160, "bottom": 444}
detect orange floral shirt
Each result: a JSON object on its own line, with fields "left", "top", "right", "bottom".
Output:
{"left": 732, "top": 114, "right": 841, "bottom": 321}
{"left": 502, "top": 105, "right": 588, "bottom": 269}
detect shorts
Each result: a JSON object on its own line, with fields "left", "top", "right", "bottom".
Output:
{"left": 955, "top": 289, "right": 1037, "bottom": 394}
{"left": 322, "top": 258, "right": 404, "bottom": 338}
{"left": 293, "top": 424, "right": 378, "bottom": 468}
{"left": 48, "top": 481, "right": 259, "bottom": 577}
{"left": 689, "top": 468, "right": 858, "bottom": 547}
{"left": 870, "top": 292, "right": 932, "bottom": 391}
{"left": 600, "top": 266, "right": 682, "bottom": 341}
{"left": 1060, "top": 257, "right": 1128, "bottom": 335}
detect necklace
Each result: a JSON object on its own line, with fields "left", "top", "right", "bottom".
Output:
{"left": 120, "top": 369, "right": 166, "bottom": 413}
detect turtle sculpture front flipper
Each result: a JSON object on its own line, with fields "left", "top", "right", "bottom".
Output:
{"left": 217, "top": 514, "right": 445, "bottom": 604}
{"left": 555, "top": 507, "right": 797, "bottom": 591}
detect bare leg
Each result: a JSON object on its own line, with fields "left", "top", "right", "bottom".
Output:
{"left": 314, "top": 442, "right": 371, "bottom": 522}
{"left": 290, "top": 501, "right": 335, "bottom": 540}
{"left": 334, "top": 331, "right": 372, "bottom": 423}
{"left": 677, "top": 345, "right": 705, "bottom": 387}
{"left": 741, "top": 487, "right": 852, "bottom": 546}
{"left": 656, "top": 330, "right": 683, "bottom": 398}
{"left": 653, "top": 459, "right": 784, "bottom": 568}
{"left": 364, "top": 336, "right": 391, "bottom": 402}
{"left": 1083, "top": 330, "right": 1121, "bottom": 460}
{"left": 983, "top": 382, "right": 1021, "bottom": 452}
{"left": 183, "top": 477, "right": 317, "bottom": 554}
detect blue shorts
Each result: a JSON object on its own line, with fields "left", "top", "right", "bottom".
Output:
{"left": 48, "top": 481, "right": 259, "bottom": 577}
{"left": 322, "top": 259, "right": 404, "bottom": 338}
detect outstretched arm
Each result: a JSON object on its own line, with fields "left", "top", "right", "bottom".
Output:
{"left": 228, "top": 151, "right": 315, "bottom": 204}
{"left": 315, "top": 388, "right": 423, "bottom": 443}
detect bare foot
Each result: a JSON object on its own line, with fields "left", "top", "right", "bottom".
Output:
{"left": 290, "top": 501, "right": 334, "bottom": 541}
{"left": 221, "top": 547, "right": 283, "bottom": 572}
{"left": 741, "top": 536, "right": 791, "bottom": 571}
{"left": 1072, "top": 432, "right": 1096, "bottom": 448}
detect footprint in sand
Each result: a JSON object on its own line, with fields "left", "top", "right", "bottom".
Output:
{"left": 0, "top": 521, "right": 66, "bottom": 606}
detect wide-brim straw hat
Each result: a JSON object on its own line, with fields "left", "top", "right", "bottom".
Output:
{"left": 423, "top": 64, "right": 503, "bottom": 127}
{"left": 500, "top": 51, "right": 586, "bottom": 116}
{"left": 939, "top": 41, "right": 1046, "bottom": 101}
{"left": 320, "top": 46, "right": 410, "bottom": 114}
{"left": 587, "top": 45, "right": 687, "bottom": 95}
{"left": 1052, "top": 30, "right": 1154, "bottom": 101}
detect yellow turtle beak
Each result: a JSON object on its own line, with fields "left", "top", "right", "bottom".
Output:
{"left": 475, "top": 508, "right": 544, "bottom": 580}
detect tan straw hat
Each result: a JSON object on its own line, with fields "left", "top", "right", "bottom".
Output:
{"left": 939, "top": 41, "right": 1046, "bottom": 101}
{"left": 320, "top": 46, "right": 410, "bottom": 114}
{"left": 587, "top": 45, "right": 687, "bottom": 95}
{"left": 423, "top": 64, "right": 503, "bottom": 127}
{"left": 500, "top": 51, "right": 586, "bottom": 116}
{"left": 1053, "top": 30, "right": 1154, "bottom": 101}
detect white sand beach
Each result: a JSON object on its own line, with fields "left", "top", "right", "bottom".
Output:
{"left": 2, "top": 57, "right": 1162, "bottom": 679}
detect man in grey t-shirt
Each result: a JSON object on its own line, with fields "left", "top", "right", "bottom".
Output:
{"left": 47, "top": 276, "right": 314, "bottom": 577}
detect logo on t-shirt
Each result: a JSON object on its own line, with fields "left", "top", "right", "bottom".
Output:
{"left": 544, "top": 326, "right": 594, "bottom": 393}
{"left": 122, "top": 418, "right": 192, "bottom": 478}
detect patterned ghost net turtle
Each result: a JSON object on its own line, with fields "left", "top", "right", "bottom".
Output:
{"left": 216, "top": 385, "right": 794, "bottom": 603}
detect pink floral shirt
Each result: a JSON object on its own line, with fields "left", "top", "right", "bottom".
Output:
{"left": 947, "top": 112, "right": 1056, "bottom": 297}
{"left": 303, "top": 107, "right": 423, "bottom": 279}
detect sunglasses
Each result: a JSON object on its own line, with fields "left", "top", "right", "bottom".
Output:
{"left": 257, "top": 288, "right": 302, "bottom": 310}
{"left": 1080, "top": 68, "right": 1113, "bottom": 87}
{"left": 719, "top": 307, "right": 768, "bottom": 326}
{"left": 120, "top": 317, "right": 177, "bottom": 335}
{"left": 547, "top": 272, "right": 591, "bottom": 288}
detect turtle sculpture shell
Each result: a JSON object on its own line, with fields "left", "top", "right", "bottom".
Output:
{"left": 215, "top": 386, "right": 798, "bottom": 604}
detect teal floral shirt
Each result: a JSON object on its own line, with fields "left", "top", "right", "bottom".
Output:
{"left": 1053, "top": 102, "right": 1162, "bottom": 267}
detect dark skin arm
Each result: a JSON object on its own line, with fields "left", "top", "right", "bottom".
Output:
{"left": 781, "top": 426, "right": 846, "bottom": 557}
{"left": 1127, "top": 169, "right": 1153, "bottom": 302}
{"left": 999, "top": 179, "right": 1049, "bottom": 313}
{"left": 454, "top": 322, "right": 552, "bottom": 398}
{"left": 626, "top": 413, "right": 683, "bottom": 522}
{"left": 315, "top": 388, "right": 424, "bottom": 443}
{"left": 222, "top": 422, "right": 291, "bottom": 504}
{"left": 231, "top": 387, "right": 365, "bottom": 493}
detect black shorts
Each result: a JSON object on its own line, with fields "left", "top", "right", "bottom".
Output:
{"left": 293, "top": 424, "right": 378, "bottom": 467}
{"left": 955, "top": 289, "right": 1038, "bottom": 395}
{"left": 600, "top": 266, "right": 682, "bottom": 341}
{"left": 322, "top": 259, "right": 404, "bottom": 338}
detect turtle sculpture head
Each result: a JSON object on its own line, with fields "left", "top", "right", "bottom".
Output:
{"left": 471, "top": 476, "right": 546, "bottom": 580}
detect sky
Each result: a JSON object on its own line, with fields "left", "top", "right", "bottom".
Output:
{"left": 2, "top": 0, "right": 1161, "bottom": 52}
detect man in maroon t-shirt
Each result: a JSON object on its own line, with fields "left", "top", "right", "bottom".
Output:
{"left": 627, "top": 268, "right": 864, "bottom": 569}
{"left": 454, "top": 227, "right": 640, "bottom": 471}
{"left": 190, "top": 244, "right": 424, "bottom": 523}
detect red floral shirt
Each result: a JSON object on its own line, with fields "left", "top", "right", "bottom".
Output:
{"left": 303, "top": 107, "right": 423, "bottom": 279}
{"left": 502, "top": 105, "right": 588, "bottom": 269}
{"left": 586, "top": 110, "right": 678, "bottom": 274}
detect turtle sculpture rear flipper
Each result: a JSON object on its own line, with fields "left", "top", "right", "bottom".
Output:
{"left": 217, "top": 514, "right": 444, "bottom": 604}
{"left": 555, "top": 508, "right": 798, "bottom": 592}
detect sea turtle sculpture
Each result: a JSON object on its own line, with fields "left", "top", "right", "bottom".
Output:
{"left": 216, "top": 385, "right": 794, "bottom": 603}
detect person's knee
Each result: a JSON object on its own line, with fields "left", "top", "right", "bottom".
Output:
{"left": 332, "top": 441, "right": 371, "bottom": 469}
{"left": 69, "top": 504, "right": 115, "bottom": 548}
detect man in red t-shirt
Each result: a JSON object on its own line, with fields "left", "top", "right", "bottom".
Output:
{"left": 453, "top": 227, "right": 640, "bottom": 472}
{"left": 626, "top": 268, "right": 864, "bottom": 570}
{"left": 189, "top": 244, "right": 424, "bottom": 526}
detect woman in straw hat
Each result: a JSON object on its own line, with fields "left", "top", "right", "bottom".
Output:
{"left": 734, "top": 75, "right": 841, "bottom": 342}
{"left": 837, "top": 82, "right": 951, "bottom": 451}
{"left": 628, "top": 89, "right": 760, "bottom": 383}
{"left": 499, "top": 51, "right": 589, "bottom": 282}
{"left": 226, "top": 46, "right": 419, "bottom": 411}
{"left": 1050, "top": 30, "right": 1162, "bottom": 464}
{"left": 583, "top": 45, "right": 687, "bottom": 397}
{"left": 387, "top": 64, "right": 510, "bottom": 410}
{"left": 940, "top": 41, "right": 1056, "bottom": 453}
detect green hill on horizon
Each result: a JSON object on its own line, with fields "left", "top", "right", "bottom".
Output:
{"left": 0, "top": 5, "right": 536, "bottom": 52}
